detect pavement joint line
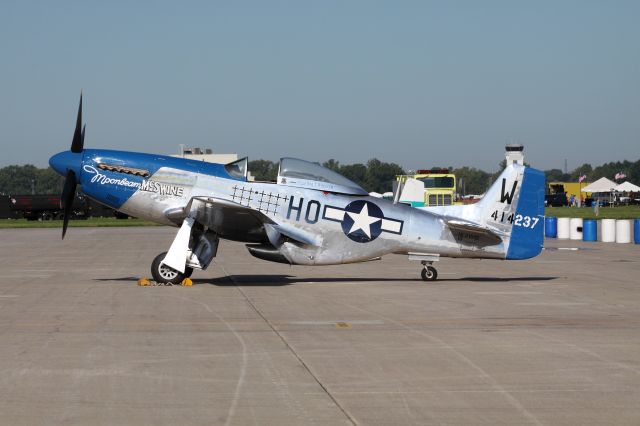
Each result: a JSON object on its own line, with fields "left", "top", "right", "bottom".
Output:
{"left": 474, "top": 292, "right": 543, "bottom": 295}
{"left": 219, "top": 265, "right": 359, "bottom": 426}
{"left": 316, "top": 297, "right": 545, "bottom": 426}
{"left": 151, "top": 292, "right": 248, "bottom": 426}
{"left": 290, "top": 320, "right": 384, "bottom": 325}
{"left": 525, "top": 329, "right": 640, "bottom": 377}
{"left": 516, "top": 302, "right": 588, "bottom": 306}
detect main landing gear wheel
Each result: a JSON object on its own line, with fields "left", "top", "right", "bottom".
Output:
{"left": 421, "top": 266, "right": 438, "bottom": 281}
{"left": 151, "top": 252, "right": 186, "bottom": 284}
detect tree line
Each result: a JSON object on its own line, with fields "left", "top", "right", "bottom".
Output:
{"left": 1, "top": 157, "right": 639, "bottom": 196}
{"left": 451, "top": 158, "right": 640, "bottom": 196}
{"left": 248, "top": 159, "right": 405, "bottom": 194}
{"left": 0, "top": 165, "right": 64, "bottom": 195}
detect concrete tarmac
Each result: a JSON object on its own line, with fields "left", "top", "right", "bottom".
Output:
{"left": 0, "top": 227, "right": 639, "bottom": 425}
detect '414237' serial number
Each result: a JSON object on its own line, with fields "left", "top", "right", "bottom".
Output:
{"left": 490, "top": 211, "right": 540, "bottom": 228}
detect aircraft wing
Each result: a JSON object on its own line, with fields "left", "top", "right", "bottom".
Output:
{"left": 164, "top": 196, "right": 275, "bottom": 243}
{"left": 164, "top": 196, "right": 320, "bottom": 246}
{"left": 443, "top": 217, "right": 503, "bottom": 246}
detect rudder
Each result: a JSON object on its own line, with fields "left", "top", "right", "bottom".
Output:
{"left": 505, "top": 167, "right": 545, "bottom": 259}
{"left": 470, "top": 164, "right": 545, "bottom": 259}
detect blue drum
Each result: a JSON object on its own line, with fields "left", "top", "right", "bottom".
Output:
{"left": 583, "top": 219, "right": 597, "bottom": 242}
{"left": 545, "top": 217, "right": 557, "bottom": 238}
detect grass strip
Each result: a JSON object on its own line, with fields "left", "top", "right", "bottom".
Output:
{"left": 0, "top": 217, "right": 160, "bottom": 228}
{"left": 545, "top": 205, "right": 640, "bottom": 220}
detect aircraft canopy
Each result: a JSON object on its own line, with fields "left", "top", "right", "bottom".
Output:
{"left": 277, "top": 157, "right": 368, "bottom": 195}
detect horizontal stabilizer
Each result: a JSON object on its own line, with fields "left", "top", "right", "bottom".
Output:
{"left": 444, "top": 218, "right": 503, "bottom": 245}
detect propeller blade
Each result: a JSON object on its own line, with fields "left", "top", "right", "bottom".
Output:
{"left": 71, "top": 93, "right": 83, "bottom": 153}
{"left": 61, "top": 169, "right": 77, "bottom": 239}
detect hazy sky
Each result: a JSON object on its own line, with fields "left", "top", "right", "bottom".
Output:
{"left": 1, "top": 1, "right": 638, "bottom": 172}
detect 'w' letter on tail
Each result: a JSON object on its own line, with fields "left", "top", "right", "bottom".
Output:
{"left": 500, "top": 179, "right": 518, "bottom": 204}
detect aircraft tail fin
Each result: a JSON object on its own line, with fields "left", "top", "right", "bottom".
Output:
{"left": 471, "top": 164, "right": 545, "bottom": 259}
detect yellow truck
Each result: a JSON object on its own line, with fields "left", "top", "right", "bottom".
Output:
{"left": 395, "top": 169, "right": 457, "bottom": 207}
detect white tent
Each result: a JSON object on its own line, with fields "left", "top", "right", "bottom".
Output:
{"left": 581, "top": 177, "right": 617, "bottom": 193}
{"left": 615, "top": 181, "right": 640, "bottom": 192}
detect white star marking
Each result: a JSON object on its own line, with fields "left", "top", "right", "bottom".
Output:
{"left": 346, "top": 204, "right": 381, "bottom": 238}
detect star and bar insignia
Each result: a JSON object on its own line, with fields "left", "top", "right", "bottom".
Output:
{"left": 322, "top": 200, "right": 403, "bottom": 243}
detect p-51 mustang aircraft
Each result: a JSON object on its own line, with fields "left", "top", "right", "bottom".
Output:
{"left": 50, "top": 96, "right": 545, "bottom": 284}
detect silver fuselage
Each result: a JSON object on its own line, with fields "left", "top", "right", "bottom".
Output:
{"left": 116, "top": 167, "right": 505, "bottom": 265}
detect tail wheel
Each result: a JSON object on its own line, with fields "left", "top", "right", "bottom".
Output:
{"left": 421, "top": 266, "right": 438, "bottom": 281}
{"left": 151, "top": 252, "right": 185, "bottom": 284}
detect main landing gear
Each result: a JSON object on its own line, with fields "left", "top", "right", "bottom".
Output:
{"left": 150, "top": 217, "right": 220, "bottom": 285}
{"left": 151, "top": 252, "right": 194, "bottom": 284}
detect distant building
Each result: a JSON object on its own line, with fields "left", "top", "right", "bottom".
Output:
{"left": 171, "top": 146, "right": 238, "bottom": 164}
{"left": 171, "top": 146, "right": 254, "bottom": 180}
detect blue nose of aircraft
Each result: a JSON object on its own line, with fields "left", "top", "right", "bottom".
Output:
{"left": 49, "top": 151, "right": 83, "bottom": 178}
